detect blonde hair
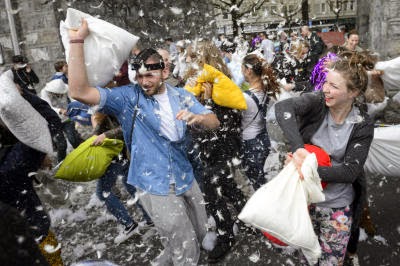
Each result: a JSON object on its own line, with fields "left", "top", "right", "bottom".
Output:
{"left": 184, "top": 40, "right": 231, "bottom": 81}
{"left": 289, "top": 39, "right": 310, "bottom": 59}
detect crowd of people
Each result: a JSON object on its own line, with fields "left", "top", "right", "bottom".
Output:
{"left": 0, "top": 20, "right": 393, "bottom": 266}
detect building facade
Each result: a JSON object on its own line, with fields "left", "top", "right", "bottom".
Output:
{"left": 216, "top": 0, "right": 357, "bottom": 35}
{"left": 0, "top": 0, "right": 213, "bottom": 90}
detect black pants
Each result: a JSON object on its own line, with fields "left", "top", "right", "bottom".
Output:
{"left": 202, "top": 161, "right": 246, "bottom": 241}
{"left": 0, "top": 143, "right": 50, "bottom": 240}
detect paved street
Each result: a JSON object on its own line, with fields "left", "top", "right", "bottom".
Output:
{"left": 36, "top": 157, "right": 399, "bottom": 266}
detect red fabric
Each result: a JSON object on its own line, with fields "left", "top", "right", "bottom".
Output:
{"left": 304, "top": 144, "right": 331, "bottom": 189}
{"left": 262, "top": 144, "right": 331, "bottom": 246}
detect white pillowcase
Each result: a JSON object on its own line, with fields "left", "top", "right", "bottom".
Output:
{"left": 0, "top": 72, "right": 53, "bottom": 154}
{"left": 60, "top": 8, "right": 139, "bottom": 87}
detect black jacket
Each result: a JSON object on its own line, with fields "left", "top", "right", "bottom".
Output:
{"left": 191, "top": 101, "right": 242, "bottom": 165}
{"left": 306, "top": 32, "right": 325, "bottom": 71}
{"left": 21, "top": 90, "right": 63, "bottom": 134}
{"left": 11, "top": 68, "right": 39, "bottom": 94}
{"left": 275, "top": 91, "right": 374, "bottom": 228}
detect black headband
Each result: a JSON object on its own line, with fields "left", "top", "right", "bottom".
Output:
{"left": 129, "top": 48, "right": 165, "bottom": 71}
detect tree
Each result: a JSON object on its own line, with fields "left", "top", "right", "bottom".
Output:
{"left": 327, "top": 0, "right": 353, "bottom": 30}
{"left": 271, "top": 0, "right": 302, "bottom": 33}
{"left": 212, "top": 0, "right": 268, "bottom": 37}
{"left": 301, "top": 0, "right": 309, "bottom": 25}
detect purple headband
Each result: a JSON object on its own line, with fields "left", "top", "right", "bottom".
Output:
{"left": 310, "top": 52, "right": 338, "bottom": 91}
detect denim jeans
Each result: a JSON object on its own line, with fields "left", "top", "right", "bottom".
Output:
{"left": 96, "top": 161, "right": 151, "bottom": 227}
{"left": 241, "top": 131, "right": 271, "bottom": 190}
{"left": 62, "top": 120, "right": 82, "bottom": 148}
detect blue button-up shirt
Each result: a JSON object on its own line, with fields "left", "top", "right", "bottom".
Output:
{"left": 97, "top": 83, "right": 211, "bottom": 196}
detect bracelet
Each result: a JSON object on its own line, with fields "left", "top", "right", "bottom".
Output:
{"left": 70, "top": 39, "right": 84, "bottom": 44}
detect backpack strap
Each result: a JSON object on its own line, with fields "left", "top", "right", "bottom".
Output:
{"left": 244, "top": 90, "right": 269, "bottom": 116}
{"left": 129, "top": 89, "right": 140, "bottom": 148}
{"left": 242, "top": 90, "right": 269, "bottom": 130}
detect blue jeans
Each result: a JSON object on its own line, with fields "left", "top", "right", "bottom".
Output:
{"left": 96, "top": 161, "right": 151, "bottom": 226}
{"left": 241, "top": 131, "right": 270, "bottom": 190}
{"left": 62, "top": 120, "right": 82, "bottom": 148}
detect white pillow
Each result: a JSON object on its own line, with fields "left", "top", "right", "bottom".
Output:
{"left": 375, "top": 56, "right": 400, "bottom": 92}
{"left": 239, "top": 154, "right": 325, "bottom": 265}
{"left": 0, "top": 72, "right": 53, "bottom": 154}
{"left": 60, "top": 8, "right": 139, "bottom": 87}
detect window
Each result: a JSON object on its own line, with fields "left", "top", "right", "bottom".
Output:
{"left": 313, "top": 4, "right": 319, "bottom": 14}
{"left": 321, "top": 3, "right": 326, "bottom": 13}
{"left": 271, "top": 5, "right": 277, "bottom": 15}
{"left": 223, "top": 12, "right": 228, "bottom": 19}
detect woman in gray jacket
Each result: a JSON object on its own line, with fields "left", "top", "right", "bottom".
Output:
{"left": 275, "top": 50, "right": 375, "bottom": 265}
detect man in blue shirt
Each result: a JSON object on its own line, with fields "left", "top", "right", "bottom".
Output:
{"left": 68, "top": 19, "right": 220, "bottom": 265}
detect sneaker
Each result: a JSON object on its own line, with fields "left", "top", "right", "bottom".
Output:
{"left": 139, "top": 220, "right": 154, "bottom": 230}
{"left": 344, "top": 253, "right": 360, "bottom": 266}
{"left": 114, "top": 222, "right": 140, "bottom": 244}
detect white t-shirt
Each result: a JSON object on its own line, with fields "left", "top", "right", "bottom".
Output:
{"left": 241, "top": 89, "right": 267, "bottom": 140}
{"left": 153, "top": 89, "right": 179, "bottom": 141}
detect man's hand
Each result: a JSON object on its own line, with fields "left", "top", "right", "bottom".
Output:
{"left": 41, "top": 155, "right": 53, "bottom": 170}
{"left": 68, "top": 18, "right": 90, "bottom": 40}
{"left": 59, "top": 108, "right": 67, "bottom": 116}
{"left": 176, "top": 110, "right": 203, "bottom": 126}
{"left": 92, "top": 133, "right": 106, "bottom": 146}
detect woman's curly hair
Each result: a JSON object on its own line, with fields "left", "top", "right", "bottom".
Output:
{"left": 329, "top": 50, "right": 376, "bottom": 95}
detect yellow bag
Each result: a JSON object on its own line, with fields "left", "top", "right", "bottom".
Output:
{"left": 55, "top": 136, "right": 124, "bottom": 182}
{"left": 185, "top": 64, "right": 247, "bottom": 110}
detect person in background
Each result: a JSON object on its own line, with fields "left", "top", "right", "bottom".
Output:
{"left": 172, "top": 40, "right": 188, "bottom": 86}
{"left": 240, "top": 54, "right": 280, "bottom": 189}
{"left": 92, "top": 115, "right": 153, "bottom": 244}
{"left": 51, "top": 61, "right": 68, "bottom": 84}
{"left": 275, "top": 50, "right": 375, "bottom": 265}
{"left": 343, "top": 29, "right": 363, "bottom": 52}
{"left": 157, "top": 48, "right": 179, "bottom": 87}
{"left": 185, "top": 40, "right": 248, "bottom": 263}
{"left": 0, "top": 74, "right": 63, "bottom": 265}
{"left": 301, "top": 26, "right": 325, "bottom": 71}
{"left": 40, "top": 79, "right": 83, "bottom": 161}
{"left": 259, "top": 32, "right": 275, "bottom": 64}
{"left": 165, "top": 37, "right": 178, "bottom": 66}
{"left": 10, "top": 55, "right": 39, "bottom": 94}
{"left": 272, "top": 39, "right": 312, "bottom": 93}
{"left": 289, "top": 31, "right": 300, "bottom": 49}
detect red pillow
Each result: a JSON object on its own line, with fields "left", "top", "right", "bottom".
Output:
{"left": 304, "top": 144, "right": 331, "bottom": 189}
{"left": 262, "top": 144, "right": 331, "bottom": 246}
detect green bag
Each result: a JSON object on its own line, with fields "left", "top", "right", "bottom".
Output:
{"left": 55, "top": 136, "right": 124, "bottom": 182}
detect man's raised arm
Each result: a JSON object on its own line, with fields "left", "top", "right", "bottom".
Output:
{"left": 68, "top": 19, "right": 100, "bottom": 105}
